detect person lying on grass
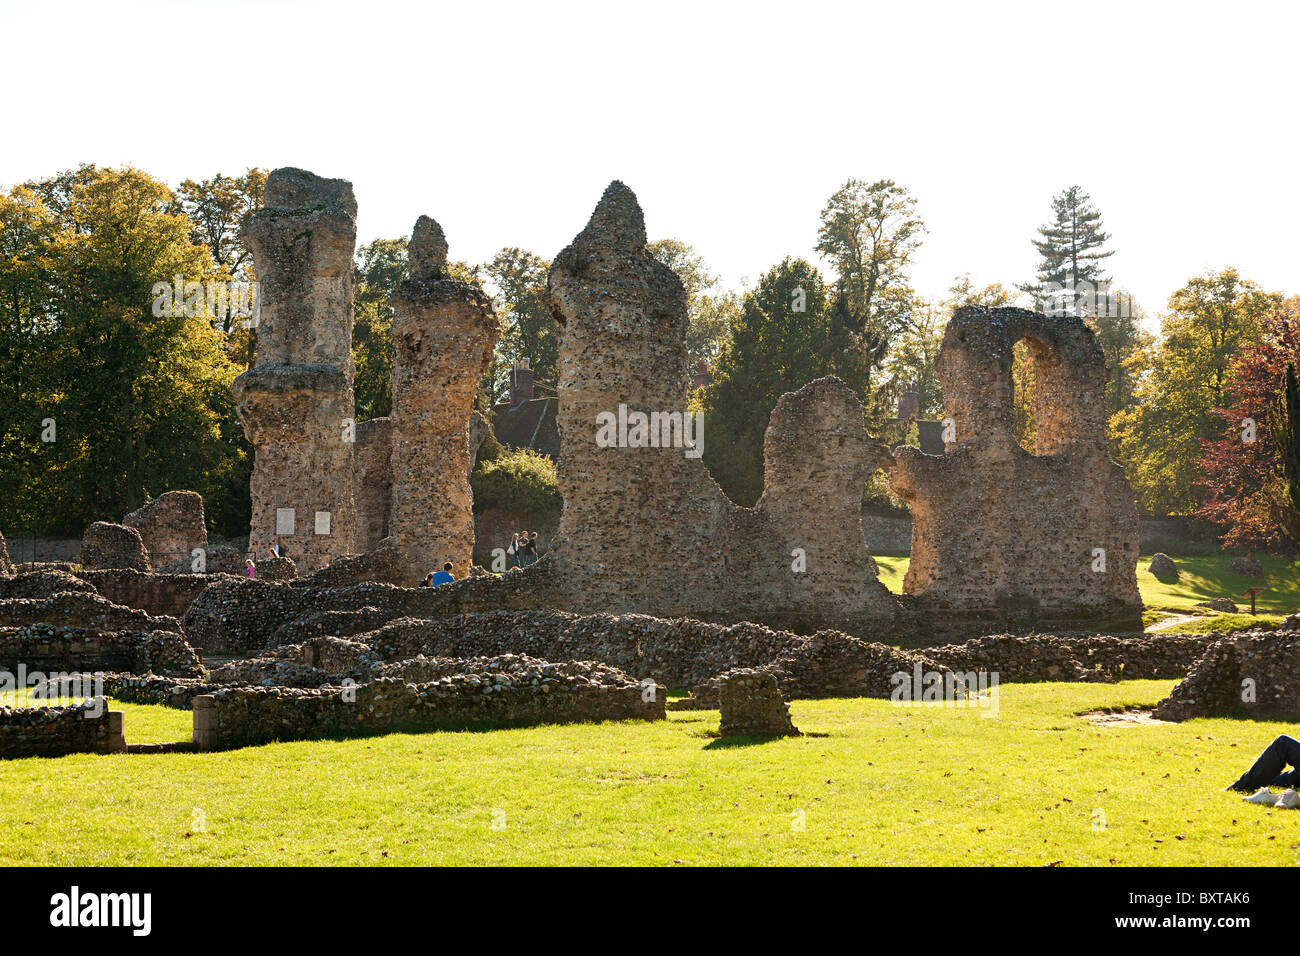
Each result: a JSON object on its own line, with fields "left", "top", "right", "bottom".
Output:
{"left": 1227, "top": 735, "right": 1300, "bottom": 807}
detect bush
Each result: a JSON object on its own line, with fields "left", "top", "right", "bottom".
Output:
{"left": 471, "top": 448, "right": 562, "bottom": 523}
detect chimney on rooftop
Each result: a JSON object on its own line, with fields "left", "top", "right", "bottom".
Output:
{"left": 510, "top": 357, "right": 534, "bottom": 406}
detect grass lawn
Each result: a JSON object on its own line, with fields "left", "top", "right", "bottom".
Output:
{"left": 2, "top": 681, "right": 1299, "bottom": 866}
{"left": 874, "top": 554, "right": 1299, "bottom": 616}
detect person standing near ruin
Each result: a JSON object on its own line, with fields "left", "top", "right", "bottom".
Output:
{"left": 524, "top": 531, "right": 538, "bottom": 566}
{"left": 506, "top": 533, "right": 520, "bottom": 569}
{"left": 419, "top": 571, "right": 434, "bottom": 587}
{"left": 429, "top": 562, "right": 455, "bottom": 586}
{"left": 245, "top": 558, "right": 256, "bottom": 579}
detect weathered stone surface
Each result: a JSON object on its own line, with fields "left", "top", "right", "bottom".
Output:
{"left": 234, "top": 167, "right": 358, "bottom": 573}
{"left": 75, "top": 569, "right": 240, "bottom": 619}
{"left": 352, "top": 417, "right": 393, "bottom": 552}
{"left": 1228, "top": 556, "right": 1264, "bottom": 579}
{"left": 256, "top": 556, "right": 297, "bottom": 582}
{"left": 1149, "top": 552, "right": 1178, "bottom": 580}
{"left": 0, "top": 591, "right": 180, "bottom": 634}
{"left": 0, "top": 570, "right": 97, "bottom": 600}
{"left": 0, "top": 530, "right": 11, "bottom": 577}
{"left": 890, "top": 307, "right": 1143, "bottom": 629}
{"left": 385, "top": 216, "right": 500, "bottom": 584}
{"left": 0, "top": 623, "right": 202, "bottom": 677}
{"left": 158, "top": 544, "right": 242, "bottom": 575}
{"left": 122, "top": 491, "right": 208, "bottom": 570}
{"left": 192, "top": 657, "right": 664, "bottom": 751}
{"left": 1155, "top": 625, "right": 1300, "bottom": 721}
{"left": 80, "top": 522, "right": 149, "bottom": 571}
{"left": 717, "top": 669, "right": 800, "bottom": 737}
{"left": 538, "top": 182, "right": 898, "bottom": 633}
{"left": 1198, "top": 598, "right": 1239, "bottom": 613}
{"left": 468, "top": 410, "right": 491, "bottom": 478}
{"left": 0, "top": 701, "right": 125, "bottom": 759}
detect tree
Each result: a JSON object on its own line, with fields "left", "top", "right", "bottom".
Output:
{"left": 1194, "top": 309, "right": 1300, "bottom": 551}
{"left": 352, "top": 238, "right": 407, "bottom": 420}
{"left": 5, "top": 166, "right": 247, "bottom": 536}
{"left": 1112, "top": 268, "right": 1281, "bottom": 515}
{"left": 482, "top": 248, "right": 554, "bottom": 403}
{"left": 700, "top": 258, "right": 868, "bottom": 505}
{"left": 815, "top": 179, "right": 925, "bottom": 385}
{"left": 1024, "top": 185, "right": 1114, "bottom": 313}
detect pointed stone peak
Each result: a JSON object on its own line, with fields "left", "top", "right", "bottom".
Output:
{"left": 409, "top": 215, "right": 449, "bottom": 280}
{"left": 578, "top": 180, "right": 646, "bottom": 251}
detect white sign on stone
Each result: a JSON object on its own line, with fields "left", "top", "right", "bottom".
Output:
{"left": 275, "top": 508, "right": 296, "bottom": 535}
{"left": 314, "top": 511, "right": 331, "bottom": 535}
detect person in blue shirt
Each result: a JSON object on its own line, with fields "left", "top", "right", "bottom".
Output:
{"left": 428, "top": 562, "right": 455, "bottom": 586}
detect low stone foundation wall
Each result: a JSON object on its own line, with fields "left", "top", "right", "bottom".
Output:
{"left": 0, "top": 624, "right": 203, "bottom": 677}
{"left": 0, "top": 591, "right": 180, "bottom": 634}
{"left": 1155, "top": 629, "right": 1300, "bottom": 722}
{"left": 192, "top": 661, "right": 665, "bottom": 750}
{"left": 718, "top": 670, "right": 800, "bottom": 737}
{"left": 0, "top": 699, "right": 125, "bottom": 758}
{"left": 76, "top": 570, "right": 239, "bottom": 619}
{"left": 923, "top": 633, "right": 1216, "bottom": 683}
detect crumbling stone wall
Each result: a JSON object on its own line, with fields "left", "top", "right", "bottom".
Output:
{"left": 385, "top": 217, "right": 499, "bottom": 583}
{"left": 890, "top": 306, "right": 1142, "bottom": 629}
{"left": 352, "top": 417, "right": 392, "bottom": 552}
{"left": 0, "top": 591, "right": 179, "bottom": 634}
{"left": 0, "top": 530, "right": 11, "bottom": 576}
{"left": 192, "top": 663, "right": 664, "bottom": 750}
{"left": 76, "top": 569, "right": 240, "bottom": 619}
{"left": 122, "top": 491, "right": 208, "bottom": 569}
{"left": 234, "top": 167, "right": 357, "bottom": 573}
{"left": 718, "top": 670, "right": 800, "bottom": 737}
{"left": 80, "top": 522, "right": 149, "bottom": 571}
{"left": 539, "top": 182, "right": 899, "bottom": 634}
{"left": 0, "top": 570, "right": 96, "bottom": 600}
{"left": 0, "top": 701, "right": 125, "bottom": 758}
{"left": 1155, "top": 627, "right": 1300, "bottom": 721}
{"left": 0, "top": 624, "right": 202, "bottom": 677}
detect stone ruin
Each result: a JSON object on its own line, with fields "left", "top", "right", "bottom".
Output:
{"left": 531, "top": 181, "right": 899, "bottom": 634}
{"left": 122, "top": 490, "right": 208, "bottom": 570}
{"left": 384, "top": 216, "right": 499, "bottom": 582}
{"left": 1154, "top": 623, "right": 1300, "bottom": 721}
{"left": 890, "top": 306, "right": 1142, "bottom": 630}
{"left": 717, "top": 670, "right": 800, "bottom": 737}
{"left": 234, "top": 168, "right": 359, "bottom": 573}
{"left": 80, "top": 522, "right": 149, "bottom": 572}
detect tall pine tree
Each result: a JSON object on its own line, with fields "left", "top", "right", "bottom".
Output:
{"left": 1025, "top": 185, "right": 1114, "bottom": 314}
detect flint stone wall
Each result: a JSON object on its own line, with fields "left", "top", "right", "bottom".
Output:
{"left": 1154, "top": 627, "right": 1300, "bottom": 721}
{"left": 80, "top": 522, "right": 149, "bottom": 571}
{"left": 122, "top": 491, "right": 208, "bottom": 570}
{"left": 0, "top": 571, "right": 97, "bottom": 600}
{"left": 352, "top": 417, "right": 393, "bottom": 552}
{"left": 0, "top": 700, "right": 125, "bottom": 758}
{"left": 235, "top": 168, "right": 357, "bottom": 573}
{"left": 0, "top": 624, "right": 202, "bottom": 677}
{"left": 0, "top": 530, "right": 10, "bottom": 576}
{"left": 192, "top": 664, "right": 665, "bottom": 750}
{"left": 718, "top": 670, "right": 800, "bottom": 737}
{"left": 890, "top": 306, "right": 1142, "bottom": 630}
{"left": 531, "top": 182, "right": 898, "bottom": 634}
{"left": 75, "top": 570, "right": 240, "bottom": 619}
{"left": 0, "top": 592, "right": 180, "bottom": 635}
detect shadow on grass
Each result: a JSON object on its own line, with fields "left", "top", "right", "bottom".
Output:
{"left": 702, "top": 731, "right": 828, "bottom": 749}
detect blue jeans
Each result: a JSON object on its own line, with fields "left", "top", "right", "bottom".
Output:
{"left": 1232, "top": 735, "right": 1300, "bottom": 790}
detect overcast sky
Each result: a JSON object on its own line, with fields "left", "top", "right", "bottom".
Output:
{"left": 4, "top": 0, "right": 1297, "bottom": 323}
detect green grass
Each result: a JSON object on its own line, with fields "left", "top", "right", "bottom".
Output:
{"left": 2, "top": 681, "right": 1299, "bottom": 866}
{"left": 875, "top": 554, "right": 1299, "bottom": 615}
{"left": 1158, "top": 613, "right": 1285, "bottom": 634}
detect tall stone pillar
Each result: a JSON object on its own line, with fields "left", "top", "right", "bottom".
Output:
{"left": 387, "top": 217, "right": 499, "bottom": 582}
{"left": 233, "top": 168, "right": 357, "bottom": 574}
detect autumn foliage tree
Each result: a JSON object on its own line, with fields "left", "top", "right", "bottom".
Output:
{"left": 1195, "top": 308, "right": 1300, "bottom": 552}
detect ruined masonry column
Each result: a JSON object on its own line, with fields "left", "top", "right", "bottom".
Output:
{"left": 232, "top": 168, "right": 357, "bottom": 574}
{"left": 387, "top": 216, "right": 499, "bottom": 582}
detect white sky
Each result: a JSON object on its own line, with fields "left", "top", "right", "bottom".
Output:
{"left": 3, "top": 0, "right": 1297, "bottom": 324}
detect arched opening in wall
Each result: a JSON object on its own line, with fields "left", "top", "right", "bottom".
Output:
{"left": 1011, "top": 337, "right": 1040, "bottom": 454}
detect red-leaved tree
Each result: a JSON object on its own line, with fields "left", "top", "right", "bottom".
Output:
{"left": 1195, "top": 309, "right": 1300, "bottom": 553}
